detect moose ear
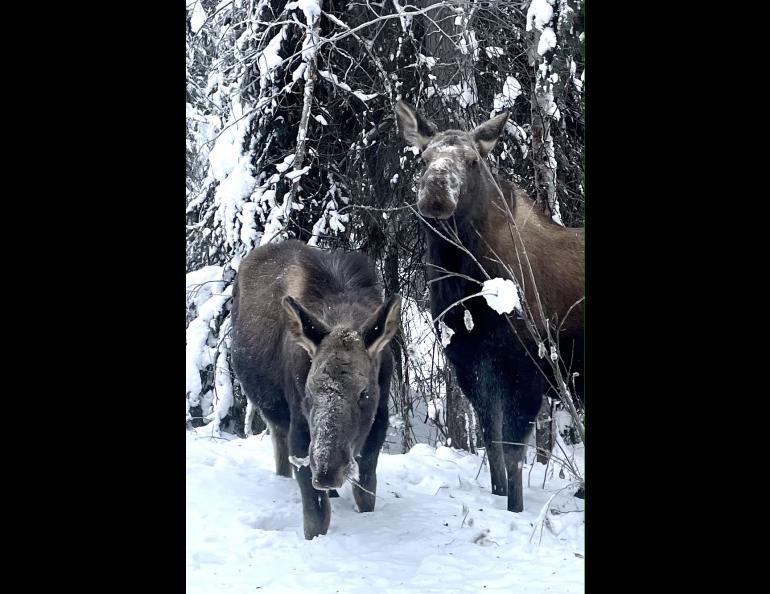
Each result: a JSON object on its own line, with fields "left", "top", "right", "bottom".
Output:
{"left": 472, "top": 112, "right": 509, "bottom": 157}
{"left": 362, "top": 294, "right": 402, "bottom": 356}
{"left": 395, "top": 101, "right": 436, "bottom": 151}
{"left": 282, "top": 296, "right": 330, "bottom": 357}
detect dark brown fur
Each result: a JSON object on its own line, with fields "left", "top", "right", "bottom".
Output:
{"left": 395, "top": 101, "right": 584, "bottom": 512}
{"left": 231, "top": 240, "right": 401, "bottom": 539}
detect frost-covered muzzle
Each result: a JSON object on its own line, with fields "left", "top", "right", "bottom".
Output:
{"left": 308, "top": 403, "right": 357, "bottom": 490}
{"left": 417, "top": 156, "right": 464, "bottom": 219}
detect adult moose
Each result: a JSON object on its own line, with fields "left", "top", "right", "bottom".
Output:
{"left": 395, "top": 101, "right": 584, "bottom": 513}
{"left": 231, "top": 240, "right": 401, "bottom": 539}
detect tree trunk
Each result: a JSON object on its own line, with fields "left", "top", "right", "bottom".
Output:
{"left": 445, "top": 366, "right": 476, "bottom": 453}
{"left": 535, "top": 395, "right": 554, "bottom": 464}
{"left": 528, "top": 13, "right": 561, "bottom": 223}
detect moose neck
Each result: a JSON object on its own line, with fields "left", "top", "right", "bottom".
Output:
{"left": 423, "top": 166, "right": 511, "bottom": 285}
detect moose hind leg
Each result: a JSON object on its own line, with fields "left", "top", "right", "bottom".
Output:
{"left": 353, "top": 402, "right": 388, "bottom": 512}
{"left": 501, "top": 371, "right": 544, "bottom": 512}
{"left": 268, "top": 421, "right": 292, "bottom": 478}
{"left": 473, "top": 397, "right": 507, "bottom": 496}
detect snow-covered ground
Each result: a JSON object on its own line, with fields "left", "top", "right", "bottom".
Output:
{"left": 186, "top": 428, "right": 584, "bottom": 593}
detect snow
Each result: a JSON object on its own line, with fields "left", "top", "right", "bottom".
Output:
{"left": 463, "top": 308, "right": 474, "bottom": 332}
{"left": 352, "top": 91, "right": 379, "bottom": 103}
{"left": 318, "top": 70, "right": 377, "bottom": 103}
{"left": 186, "top": 266, "right": 224, "bottom": 308}
{"left": 392, "top": 0, "right": 414, "bottom": 32}
{"left": 188, "top": 0, "right": 207, "bottom": 34}
{"left": 494, "top": 76, "right": 522, "bottom": 111}
{"left": 186, "top": 267, "right": 228, "bottom": 398}
{"left": 319, "top": 69, "right": 352, "bottom": 92}
{"left": 208, "top": 322, "right": 234, "bottom": 433}
{"left": 439, "top": 319, "right": 455, "bottom": 347}
{"left": 417, "top": 53, "right": 436, "bottom": 70}
{"left": 284, "top": 165, "right": 311, "bottom": 181}
{"left": 275, "top": 154, "right": 296, "bottom": 173}
{"left": 484, "top": 46, "right": 504, "bottom": 58}
{"left": 186, "top": 430, "right": 584, "bottom": 593}
{"left": 208, "top": 124, "right": 241, "bottom": 182}
{"left": 526, "top": 0, "right": 555, "bottom": 32}
{"left": 437, "top": 82, "right": 477, "bottom": 109}
{"left": 482, "top": 278, "right": 522, "bottom": 315}
{"left": 214, "top": 155, "right": 258, "bottom": 249}
{"left": 285, "top": 0, "right": 321, "bottom": 24}
{"left": 537, "top": 27, "right": 557, "bottom": 56}
{"left": 257, "top": 27, "right": 288, "bottom": 88}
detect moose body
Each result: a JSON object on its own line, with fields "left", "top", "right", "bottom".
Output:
{"left": 395, "top": 101, "right": 584, "bottom": 513}
{"left": 230, "top": 240, "right": 401, "bottom": 539}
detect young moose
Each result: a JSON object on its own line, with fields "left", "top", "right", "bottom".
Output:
{"left": 395, "top": 101, "right": 584, "bottom": 513}
{"left": 230, "top": 240, "right": 401, "bottom": 539}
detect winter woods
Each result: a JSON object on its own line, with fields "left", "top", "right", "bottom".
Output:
{"left": 186, "top": 0, "right": 584, "bottom": 461}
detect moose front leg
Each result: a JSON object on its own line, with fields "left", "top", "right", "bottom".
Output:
{"left": 352, "top": 418, "right": 387, "bottom": 512}
{"left": 289, "top": 422, "right": 331, "bottom": 540}
{"left": 295, "top": 466, "right": 331, "bottom": 540}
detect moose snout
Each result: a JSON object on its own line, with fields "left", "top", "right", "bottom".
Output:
{"left": 311, "top": 467, "right": 346, "bottom": 490}
{"left": 418, "top": 178, "right": 457, "bottom": 219}
{"left": 309, "top": 442, "right": 351, "bottom": 490}
{"left": 417, "top": 195, "right": 455, "bottom": 219}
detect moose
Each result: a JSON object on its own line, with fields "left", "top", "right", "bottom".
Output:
{"left": 230, "top": 240, "right": 401, "bottom": 540}
{"left": 395, "top": 101, "right": 584, "bottom": 513}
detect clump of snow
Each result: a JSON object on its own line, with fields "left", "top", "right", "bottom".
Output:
{"left": 417, "top": 53, "right": 436, "bottom": 69}
{"left": 485, "top": 46, "right": 504, "bottom": 58}
{"left": 352, "top": 91, "right": 378, "bottom": 103}
{"left": 285, "top": 0, "right": 321, "bottom": 23}
{"left": 436, "top": 82, "right": 477, "bottom": 109}
{"left": 464, "top": 309, "right": 474, "bottom": 332}
{"left": 427, "top": 397, "right": 444, "bottom": 422}
{"left": 275, "top": 154, "right": 295, "bottom": 173}
{"left": 439, "top": 319, "right": 455, "bottom": 346}
{"left": 526, "top": 0, "right": 557, "bottom": 56}
{"left": 318, "top": 70, "right": 378, "bottom": 103}
{"left": 526, "top": 0, "right": 555, "bottom": 32}
{"left": 289, "top": 455, "right": 310, "bottom": 468}
{"left": 319, "top": 69, "right": 352, "bottom": 92}
{"left": 537, "top": 27, "right": 557, "bottom": 55}
{"left": 482, "top": 278, "right": 522, "bottom": 315}
{"left": 186, "top": 266, "right": 224, "bottom": 309}
{"left": 284, "top": 165, "right": 311, "bottom": 182}
{"left": 214, "top": 155, "right": 257, "bottom": 249}
{"left": 207, "top": 319, "right": 234, "bottom": 433}
{"left": 186, "top": 290, "right": 230, "bottom": 397}
{"left": 188, "top": 0, "right": 207, "bottom": 34}
{"left": 257, "top": 27, "right": 288, "bottom": 88}
{"left": 494, "top": 76, "right": 522, "bottom": 111}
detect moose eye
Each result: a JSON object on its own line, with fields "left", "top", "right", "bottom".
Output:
{"left": 359, "top": 389, "right": 369, "bottom": 401}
